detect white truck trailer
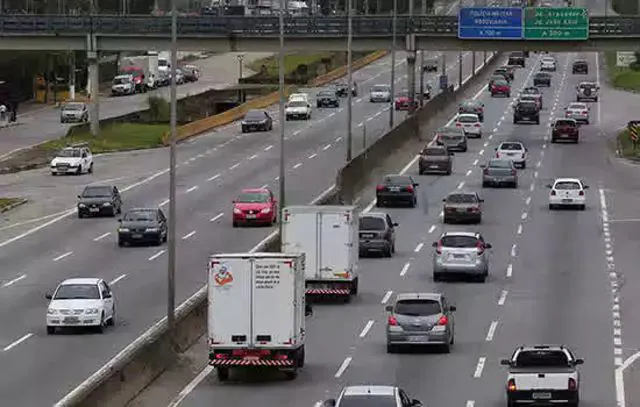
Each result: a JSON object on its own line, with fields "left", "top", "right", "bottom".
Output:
{"left": 207, "top": 252, "right": 309, "bottom": 381}
{"left": 281, "top": 205, "right": 359, "bottom": 298}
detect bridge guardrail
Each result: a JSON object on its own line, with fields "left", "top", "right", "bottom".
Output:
{"left": 0, "top": 15, "right": 638, "bottom": 37}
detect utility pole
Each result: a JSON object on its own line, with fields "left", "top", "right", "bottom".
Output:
{"left": 346, "top": 0, "right": 354, "bottom": 161}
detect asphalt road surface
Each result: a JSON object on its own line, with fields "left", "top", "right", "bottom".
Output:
{"left": 0, "top": 46, "right": 485, "bottom": 406}
{"left": 168, "top": 51, "right": 621, "bottom": 407}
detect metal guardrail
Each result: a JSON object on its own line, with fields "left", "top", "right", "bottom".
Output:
{"left": 0, "top": 14, "right": 639, "bottom": 37}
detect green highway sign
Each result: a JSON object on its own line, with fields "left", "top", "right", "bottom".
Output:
{"left": 523, "top": 7, "right": 589, "bottom": 40}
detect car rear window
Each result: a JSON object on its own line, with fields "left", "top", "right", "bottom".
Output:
{"left": 500, "top": 143, "right": 523, "bottom": 151}
{"left": 446, "top": 194, "right": 477, "bottom": 203}
{"left": 555, "top": 120, "right": 576, "bottom": 128}
{"left": 359, "top": 216, "right": 385, "bottom": 231}
{"left": 514, "top": 350, "right": 570, "bottom": 367}
{"left": 440, "top": 235, "right": 478, "bottom": 248}
{"left": 395, "top": 299, "right": 441, "bottom": 316}
{"left": 383, "top": 175, "right": 411, "bottom": 185}
{"left": 494, "top": 80, "right": 508, "bottom": 86}
{"left": 554, "top": 181, "right": 581, "bottom": 190}
{"left": 488, "top": 159, "right": 512, "bottom": 168}
{"left": 457, "top": 115, "right": 478, "bottom": 123}
{"left": 245, "top": 110, "right": 265, "bottom": 120}
{"left": 338, "top": 395, "right": 397, "bottom": 407}
{"left": 422, "top": 148, "right": 446, "bottom": 156}
{"left": 440, "top": 134, "right": 463, "bottom": 141}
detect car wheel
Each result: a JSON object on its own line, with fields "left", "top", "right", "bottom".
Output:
{"left": 383, "top": 246, "right": 392, "bottom": 257}
{"left": 433, "top": 273, "right": 442, "bottom": 282}
{"left": 409, "top": 197, "right": 416, "bottom": 208}
{"left": 232, "top": 221, "right": 239, "bottom": 227}
{"left": 216, "top": 367, "right": 229, "bottom": 382}
{"left": 269, "top": 123, "right": 273, "bottom": 131}
{"left": 512, "top": 182, "right": 518, "bottom": 189}
{"left": 462, "top": 146, "right": 468, "bottom": 152}
{"left": 507, "top": 93, "right": 511, "bottom": 97}
{"left": 476, "top": 215, "right": 482, "bottom": 224}
{"left": 521, "top": 162, "right": 526, "bottom": 169}
{"left": 375, "top": 200, "right": 383, "bottom": 207}
{"left": 536, "top": 118, "right": 540, "bottom": 124}
{"left": 118, "top": 239, "right": 125, "bottom": 247}
{"left": 47, "top": 326, "right": 56, "bottom": 335}
{"left": 95, "top": 313, "right": 105, "bottom": 333}
{"left": 76, "top": 166, "right": 82, "bottom": 175}
{"left": 549, "top": 204, "right": 555, "bottom": 210}
{"left": 443, "top": 216, "right": 450, "bottom": 224}
{"left": 446, "top": 168, "right": 452, "bottom": 175}
{"left": 241, "top": 127, "right": 247, "bottom": 133}
{"left": 551, "top": 138, "right": 557, "bottom": 143}
{"left": 482, "top": 181, "right": 488, "bottom": 188}
{"left": 418, "top": 168, "right": 424, "bottom": 175}
{"left": 78, "top": 212, "right": 84, "bottom": 219}
{"left": 386, "top": 343, "right": 397, "bottom": 354}
{"left": 107, "top": 306, "right": 115, "bottom": 326}
{"left": 441, "top": 343, "right": 451, "bottom": 353}
{"left": 579, "top": 204, "right": 586, "bottom": 211}
{"left": 513, "top": 118, "right": 517, "bottom": 124}
{"left": 88, "top": 163, "right": 93, "bottom": 174}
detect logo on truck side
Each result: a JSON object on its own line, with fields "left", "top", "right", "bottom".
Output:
{"left": 213, "top": 263, "right": 234, "bottom": 287}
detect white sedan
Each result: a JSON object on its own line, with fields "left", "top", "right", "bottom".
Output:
{"left": 46, "top": 278, "right": 116, "bottom": 334}
{"left": 540, "top": 57, "right": 557, "bottom": 72}
{"left": 547, "top": 178, "right": 589, "bottom": 210}
{"left": 455, "top": 113, "right": 483, "bottom": 138}
{"left": 495, "top": 141, "right": 528, "bottom": 169}
{"left": 565, "top": 102, "right": 590, "bottom": 124}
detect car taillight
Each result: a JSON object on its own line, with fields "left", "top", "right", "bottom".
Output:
{"left": 474, "top": 123, "right": 481, "bottom": 127}
{"left": 456, "top": 123, "right": 462, "bottom": 127}
{"left": 388, "top": 316, "right": 398, "bottom": 326}
{"left": 435, "top": 241, "right": 443, "bottom": 254}
{"left": 405, "top": 185, "right": 414, "bottom": 193}
{"left": 483, "top": 168, "right": 489, "bottom": 175}
{"left": 579, "top": 190, "right": 584, "bottom": 196}
{"left": 581, "top": 111, "right": 588, "bottom": 114}
{"left": 476, "top": 241, "right": 485, "bottom": 255}
{"left": 437, "top": 315, "right": 448, "bottom": 325}
{"left": 467, "top": 207, "right": 478, "bottom": 213}
{"left": 568, "top": 378, "right": 577, "bottom": 391}
{"left": 507, "top": 379, "right": 517, "bottom": 392}
{"left": 376, "top": 185, "right": 385, "bottom": 191}
{"left": 551, "top": 190, "right": 557, "bottom": 196}
{"left": 511, "top": 169, "right": 517, "bottom": 175}
{"left": 215, "top": 353, "right": 229, "bottom": 359}
{"left": 496, "top": 152, "right": 500, "bottom": 158}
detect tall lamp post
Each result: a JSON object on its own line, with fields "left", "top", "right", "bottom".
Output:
{"left": 389, "top": 0, "right": 397, "bottom": 129}
{"left": 237, "top": 54, "right": 245, "bottom": 103}
{"left": 346, "top": 0, "right": 353, "bottom": 161}
{"left": 167, "top": 0, "right": 178, "bottom": 348}
{"left": 278, "top": 0, "right": 286, "bottom": 238}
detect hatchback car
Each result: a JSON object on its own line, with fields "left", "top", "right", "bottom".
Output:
{"left": 533, "top": 72, "right": 552, "bottom": 87}
{"left": 565, "top": 102, "right": 590, "bottom": 124}
{"left": 435, "top": 126, "right": 467, "bottom": 152}
{"left": 442, "top": 191, "right": 483, "bottom": 224}
{"left": 232, "top": 188, "right": 277, "bottom": 227}
{"left": 550, "top": 118, "right": 580, "bottom": 143}
{"left": 547, "top": 178, "right": 589, "bottom": 210}
{"left": 495, "top": 66, "right": 514, "bottom": 81}
{"left": 459, "top": 100, "right": 485, "bottom": 122}
{"left": 60, "top": 102, "right": 88, "bottom": 123}
{"left": 46, "top": 278, "right": 115, "bottom": 334}
{"left": 455, "top": 113, "right": 482, "bottom": 138}
{"left": 418, "top": 145, "right": 453, "bottom": 175}
{"left": 358, "top": 212, "right": 397, "bottom": 257}
{"left": 117, "top": 208, "right": 168, "bottom": 246}
{"left": 482, "top": 159, "right": 518, "bottom": 188}
{"left": 376, "top": 175, "right": 419, "bottom": 207}
{"left": 513, "top": 100, "right": 540, "bottom": 124}
{"left": 521, "top": 86, "right": 543, "bottom": 108}
{"left": 576, "top": 81, "right": 599, "bottom": 102}
{"left": 540, "top": 56, "right": 557, "bottom": 71}
{"left": 572, "top": 59, "right": 589, "bottom": 74}
{"left": 394, "top": 90, "right": 416, "bottom": 110}
{"left": 241, "top": 109, "right": 273, "bottom": 133}
{"left": 432, "top": 231, "right": 492, "bottom": 282}
{"left": 322, "top": 385, "right": 424, "bottom": 407}
{"left": 495, "top": 141, "right": 528, "bottom": 169}
{"left": 336, "top": 81, "right": 357, "bottom": 97}
{"left": 385, "top": 293, "right": 456, "bottom": 353}
{"left": 369, "top": 84, "right": 392, "bottom": 102}
{"left": 490, "top": 79, "right": 511, "bottom": 97}
{"left": 316, "top": 89, "right": 340, "bottom": 108}
{"left": 77, "top": 185, "right": 122, "bottom": 218}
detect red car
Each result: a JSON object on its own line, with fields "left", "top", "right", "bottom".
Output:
{"left": 232, "top": 188, "right": 277, "bottom": 227}
{"left": 490, "top": 79, "right": 511, "bottom": 97}
{"left": 394, "top": 90, "right": 417, "bottom": 111}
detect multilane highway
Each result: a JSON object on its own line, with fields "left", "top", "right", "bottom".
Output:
{"left": 0, "top": 47, "right": 484, "bottom": 405}
{"left": 169, "top": 51, "right": 620, "bottom": 407}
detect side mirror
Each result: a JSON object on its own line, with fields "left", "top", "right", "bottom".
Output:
{"left": 392, "top": 222, "right": 398, "bottom": 226}
{"left": 480, "top": 164, "right": 486, "bottom": 168}
{"left": 103, "top": 292, "right": 112, "bottom": 299}
{"left": 77, "top": 195, "right": 81, "bottom": 199}
{"left": 411, "top": 399, "right": 422, "bottom": 407}
{"left": 385, "top": 305, "right": 393, "bottom": 312}
{"left": 442, "top": 198, "right": 446, "bottom": 202}
{"left": 545, "top": 184, "right": 552, "bottom": 189}
{"left": 449, "top": 305, "right": 457, "bottom": 311}
{"left": 485, "top": 243, "right": 492, "bottom": 249}
{"left": 117, "top": 218, "right": 122, "bottom": 222}
{"left": 500, "top": 359, "right": 512, "bottom": 366}
{"left": 45, "top": 293, "right": 52, "bottom": 300}
{"left": 479, "top": 199, "right": 484, "bottom": 202}
{"left": 583, "top": 185, "right": 590, "bottom": 189}
{"left": 325, "top": 399, "right": 336, "bottom": 407}
{"left": 307, "top": 104, "right": 311, "bottom": 108}
{"left": 305, "top": 304, "right": 313, "bottom": 317}
{"left": 494, "top": 147, "right": 498, "bottom": 151}
{"left": 575, "top": 358, "right": 584, "bottom": 365}
{"left": 413, "top": 183, "right": 419, "bottom": 187}
{"left": 431, "top": 242, "right": 438, "bottom": 248}
{"left": 232, "top": 200, "right": 237, "bottom": 204}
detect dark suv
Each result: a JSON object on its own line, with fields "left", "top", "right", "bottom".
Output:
{"left": 572, "top": 59, "right": 588, "bottom": 74}
{"left": 358, "top": 212, "right": 397, "bottom": 257}
{"left": 513, "top": 101, "right": 540, "bottom": 124}
{"left": 418, "top": 145, "right": 453, "bottom": 175}
{"left": 77, "top": 185, "right": 122, "bottom": 218}
{"left": 550, "top": 118, "right": 579, "bottom": 143}
{"left": 508, "top": 52, "right": 525, "bottom": 68}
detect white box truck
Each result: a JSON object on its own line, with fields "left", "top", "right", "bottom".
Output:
{"left": 281, "top": 205, "right": 359, "bottom": 298}
{"left": 208, "top": 252, "right": 309, "bottom": 381}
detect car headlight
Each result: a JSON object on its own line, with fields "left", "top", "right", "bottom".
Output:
{"left": 261, "top": 208, "right": 271, "bottom": 213}
{"left": 118, "top": 228, "right": 130, "bottom": 233}
{"left": 78, "top": 203, "right": 86, "bottom": 208}
{"left": 146, "top": 227, "right": 159, "bottom": 233}
{"left": 102, "top": 202, "right": 112, "bottom": 206}
{"left": 47, "top": 309, "right": 58, "bottom": 315}
{"left": 85, "top": 308, "right": 99, "bottom": 314}
{"left": 233, "top": 208, "right": 242, "bottom": 214}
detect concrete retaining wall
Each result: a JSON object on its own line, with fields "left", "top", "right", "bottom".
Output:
{"left": 54, "top": 52, "right": 500, "bottom": 407}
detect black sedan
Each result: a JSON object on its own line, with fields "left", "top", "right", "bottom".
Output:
{"left": 78, "top": 185, "right": 122, "bottom": 218}
{"left": 376, "top": 174, "right": 419, "bottom": 208}
{"left": 533, "top": 72, "right": 552, "bottom": 87}
{"left": 118, "top": 208, "right": 168, "bottom": 246}
{"left": 316, "top": 90, "right": 340, "bottom": 108}
{"left": 241, "top": 109, "right": 273, "bottom": 133}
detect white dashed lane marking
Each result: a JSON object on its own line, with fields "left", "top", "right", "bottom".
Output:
{"left": 400, "top": 262, "right": 411, "bottom": 276}
{"left": 53, "top": 251, "right": 73, "bottom": 262}
{"left": 381, "top": 291, "right": 393, "bottom": 304}
{"left": 264, "top": 145, "right": 273, "bottom": 151}
{"left": 210, "top": 213, "right": 224, "bottom": 222}
{"left": 2, "top": 333, "right": 33, "bottom": 352}
{"left": 485, "top": 321, "right": 498, "bottom": 341}
{"left": 93, "top": 232, "right": 110, "bottom": 242}
{"left": 110, "top": 274, "right": 127, "bottom": 285}
{"left": 2, "top": 274, "right": 26, "bottom": 288}
{"left": 207, "top": 173, "right": 221, "bottom": 182}
{"left": 182, "top": 231, "right": 196, "bottom": 240}
{"left": 186, "top": 186, "right": 198, "bottom": 193}
{"left": 148, "top": 250, "right": 166, "bottom": 261}
{"left": 498, "top": 290, "right": 508, "bottom": 306}
{"left": 359, "top": 320, "right": 375, "bottom": 338}
{"left": 506, "top": 264, "right": 513, "bottom": 278}
{"left": 473, "top": 357, "right": 486, "bottom": 378}
{"left": 414, "top": 243, "right": 424, "bottom": 253}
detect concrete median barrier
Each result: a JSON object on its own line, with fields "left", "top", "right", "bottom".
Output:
{"left": 55, "top": 52, "right": 501, "bottom": 407}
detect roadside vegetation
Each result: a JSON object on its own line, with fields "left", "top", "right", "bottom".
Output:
{"left": 604, "top": 51, "right": 640, "bottom": 93}
{"left": 0, "top": 197, "right": 24, "bottom": 212}
{"left": 247, "top": 53, "right": 336, "bottom": 77}
{"left": 617, "top": 129, "right": 640, "bottom": 159}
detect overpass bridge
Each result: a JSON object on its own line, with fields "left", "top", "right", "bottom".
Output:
{"left": 0, "top": 14, "right": 638, "bottom": 52}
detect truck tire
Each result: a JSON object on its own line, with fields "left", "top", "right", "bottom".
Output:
{"left": 350, "top": 278, "right": 359, "bottom": 295}
{"left": 298, "top": 347, "right": 305, "bottom": 367}
{"left": 216, "top": 367, "right": 229, "bottom": 382}
{"left": 284, "top": 368, "right": 298, "bottom": 380}
{"left": 386, "top": 343, "right": 397, "bottom": 353}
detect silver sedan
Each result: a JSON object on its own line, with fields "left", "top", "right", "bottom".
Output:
{"left": 565, "top": 102, "right": 590, "bottom": 124}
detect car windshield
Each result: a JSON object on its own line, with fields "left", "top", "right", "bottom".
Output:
{"left": 514, "top": 350, "right": 570, "bottom": 367}
{"left": 54, "top": 284, "right": 100, "bottom": 300}
{"left": 422, "top": 147, "right": 446, "bottom": 156}
{"left": 318, "top": 91, "right": 333, "bottom": 97}
{"left": 500, "top": 143, "right": 524, "bottom": 151}
{"left": 82, "top": 186, "right": 112, "bottom": 197}
{"left": 457, "top": 115, "right": 478, "bottom": 123}
{"left": 58, "top": 149, "right": 82, "bottom": 158}
{"left": 123, "top": 210, "right": 157, "bottom": 221}
{"left": 245, "top": 110, "right": 265, "bottom": 120}
{"left": 488, "top": 159, "right": 512, "bottom": 168}
{"left": 113, "top": 77, "right": 130, "bottom": 85}
{"left": 371, "top": 85, "right": 389, "bottom": 92}
{"left": 395, "top": 299, "right": 441, "bottom": 316}
{"left": 338, "top": 395, "right": 398, "bottom": 407}
{"left": 288, "top": 101, "right": 307, "bottom": 107}
{"left": 555, "top": 181, "right": 581, "bottom": 190}
{"left": 383, "top": 175, "right": 412, "bottom": 185}
{"left": 359, "top": 216, "right": 386, "bottom": 231}
{"left": 64, "top": 103, "right": 83, "bottom": 111}
{"left": 523, "top": 88, "right": 539, "bottom": 94}
{"left": 579, "top": 83, "right": 596, "bottom": 89}
{"left": 555, "top": 120, "right": 576, "bottom": 128}
{"left": 236, "top": 192, "right": 269, "bottom": 203}
{"left": 446, "top": 194, "right": 477, "bottom": 203}
{"left": 440, "top": 235, "right": 479, "bottom": 248}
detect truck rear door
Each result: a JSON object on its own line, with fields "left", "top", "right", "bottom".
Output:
{"left": 514, "top": 372, "right": 570, "bottom": 390}
{"left": 319, "top": 211, "right": 354, "bottom": 281}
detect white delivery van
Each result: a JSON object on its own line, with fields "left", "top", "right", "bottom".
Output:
{"left": 208, "top": 252, "right": 309, "bottom": 381}
{"left": 281, "top": 205, "right": 359, "bottom": 298}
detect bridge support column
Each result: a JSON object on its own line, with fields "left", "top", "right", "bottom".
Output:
{"left": 472, "top": 51, "right": 476, "bottom": 76}
{"left": 406, "top": 34, "right": 417, "bottom": 115}
{"left": 457, "top": 52, "right": 463, "bottom": 89}
{"left": 87, "top": 51, "right": 100, "bottom": 137}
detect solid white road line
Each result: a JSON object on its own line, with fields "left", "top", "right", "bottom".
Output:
{"left": 335, "top": 356, "right": 353, "bottom": 378}
{"left": 359, "top": 320, "right": 375, "bottom": 338}
{"left": 2, "top": 333, "right": 33, "bottom": 352}
{"left": 53, "top": 251, "right": 73, "bottom": 262}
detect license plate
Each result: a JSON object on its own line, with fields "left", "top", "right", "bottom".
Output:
{"left": 246, "top": 214, "right": 257, "bottom": 219}
{"left": 562, "top": 199, "right": 573, "bottom": 203}
{"left": 561, "top": 134, "right": 569, "bottom": 137}
{"left": 390, "top": 187, "right": 400, "bottom": 192}
{"left": 244, "top": 356, "right": 260, "bottom": 360}
{"left": 361, "top": 233, "right": 375, "bottom": 238}
{"left": 453, "top": 254, "right": 465, "bottom": 259}
{"left": 532, "top": 392, "right": 552, "bottom": 400}
{"left": 89, "top": 208, "right": 99, "bottom": 212}
{"left": 429, "top": 165, "right": 439, "bottom": 168}
{"left": 63, "top": 317, "right": 80, "bottom": 324}
{"left": 408, "top": 336, "right": 425, "bottom": 342}
{"left": 132, "top": 233, "right": 143, "bottom": 238}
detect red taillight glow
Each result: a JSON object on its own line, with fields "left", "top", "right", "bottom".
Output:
{"left": 476, "top": 241, "right": 485, "bottom": 255}
{"left": 496, "top": 152, "right": 500, "bottom": 158}
{"left": 388, "top": 316, "right": 398, "bottom": 326}
{"left": 579, "top": 190, "right": 584, "bottom": 196}
{"left": 551, "top": 190, "right": 557, "bottom": 196}
{"left": 376, "top": 185, "right": 385, "bottom": 191}
{"left": 406, "top": 185, "right": 414, "bottom": 193}
{"left": 475, "top": 123, "right": 481, "bottom": 127}
{"left": 215, "top": 353, "right": 229, "bottom": 359}
{"left": 467, "top": 207, "right": 478, "bottom": 213}
{"left": 456, "top": 123, "right": 462, "bottom": 127}
{"left": 435, "top": 241, "right": 443, "bottom": 254}
{"left": 274, "top": 354, "right": 289, "bottom": 360}
{"left": 437, "top": 315, "right": 448, "bottom": 325}
{"left": 568, "top": 378, "right": 577, "bottom": 390}
{"left": 507, "top": 379, "right": 517, "bottom": 392}
{"left": 511, "top": 169, "right": 517, "bottom": 175}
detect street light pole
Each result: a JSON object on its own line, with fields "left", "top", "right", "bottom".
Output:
{"left": 389, "top": 0, "right": 397, "bottom": 129}
{"left": 167, "top": 0, "right": 178, "bottom": 349}
{"left": 278, "top": 0, "right": 286, "bottom": 238}
{"left": 346, "top": 0, "right": 353, "bottom": 161}
{"left": 237, "top": 54, "right": 244, "bottom": 103}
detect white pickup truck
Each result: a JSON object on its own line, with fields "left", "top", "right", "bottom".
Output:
{"left": 500, "top": 345, "right": 584, "bottom": 406}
